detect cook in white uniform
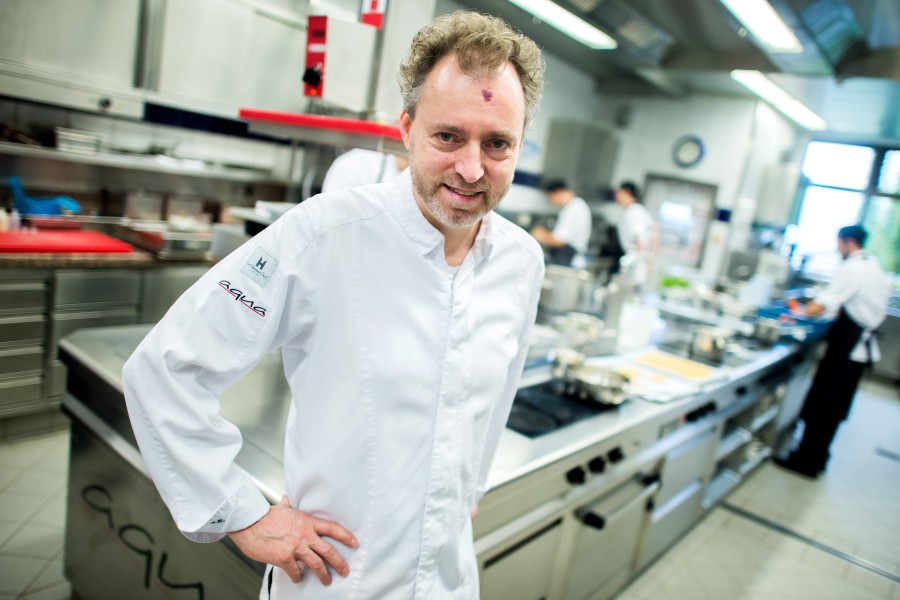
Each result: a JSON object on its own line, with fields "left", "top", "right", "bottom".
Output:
{"left": 775, "top": 225, "right": 891, "bottom": 478}
{"left": 122, "top": 11, "right": 545, "bottom": 600}
{"left": 530, "top": 179, "right": 592, "bottom": 267}
{"left": 321, "top": 148, "right": 408, "bottom": 193}
{"left": 614, "top": 181, "right": 655, "bottom": 287}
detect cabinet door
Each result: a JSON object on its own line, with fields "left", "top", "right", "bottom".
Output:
{"left": 0, "top": 0, "right": 140, "bottom": 88}
{"left": 156, "top": 0, "right": 307, "bottom": 114}
{"left": 481, "top": 520, "right": 563, "bottom": 600}
{"left": 565, "top": 477, "right": 658, "bottom": 600}
{"left": 656, "top": 428, "right": 716, "bottom": 507}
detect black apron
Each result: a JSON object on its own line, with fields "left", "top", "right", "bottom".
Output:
{"left": 801, "top": 307, "right": 865, "bottom": 423}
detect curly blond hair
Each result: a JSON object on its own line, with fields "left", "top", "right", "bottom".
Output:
{"left": 397, "top": 11, "right": 545, "bottom": 130}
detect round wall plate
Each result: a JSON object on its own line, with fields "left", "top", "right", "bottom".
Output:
{"left": 672, "top": 135, "right": 704, "bottom": 168}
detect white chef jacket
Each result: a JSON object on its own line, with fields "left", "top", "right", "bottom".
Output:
{"left": 617, "top": 202, "right": 654, "bottom": 253}
{"left": 321, "top": 148, "right": 404, "bottom": 193}
{"left": 122, "top": 170, "right": 544, "bottom": 599}
{"left": 814, "top": 250, "right": 891, "bottom": 362}
{"left": 551, "top": 195, "right": 591, "bottom": 255}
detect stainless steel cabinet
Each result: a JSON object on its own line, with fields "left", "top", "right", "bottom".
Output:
{"left": 66, "top": 419, "right": 263, "bottom": 600}
{"left": 0, "top": 271, "right": 49, "bottom": 416}
{"left": 47, "top": 270, "right": 142, "bottom": 403}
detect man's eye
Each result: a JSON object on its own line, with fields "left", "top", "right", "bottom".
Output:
{"left": 488, "top": 139, "right": 510, "bottom": 150}
{"left": 437, "top": 132, "right": 455, "bottom": 143}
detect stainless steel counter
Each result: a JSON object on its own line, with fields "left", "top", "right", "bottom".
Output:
{"left": 58, "top": 324, "right": 795, "bottom": 501}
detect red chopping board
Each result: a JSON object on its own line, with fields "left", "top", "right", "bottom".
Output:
{"left": 0, "top": 230, "right": 133, "bottom": 253}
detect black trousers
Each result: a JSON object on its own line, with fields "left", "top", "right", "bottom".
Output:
{"left": 790, "top": 309, "right": 866, "bottom": 472}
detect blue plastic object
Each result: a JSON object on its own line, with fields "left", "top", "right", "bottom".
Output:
{"left": 7, "top": 176, "right": 81, "bottom": 216}
{"left": 756, "top": 303, "right": 832, "bottom": 341}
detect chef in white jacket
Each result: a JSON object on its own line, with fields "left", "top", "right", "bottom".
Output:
{"left": 122, "top": 11, "right": 545, "bottom": 600}
{"left": 614, "top": 181, "right": 655, "bottom": 288}
{"left": 321, "top": 148, "right": 408, "bottom": 193}
{"left": 775, "top": 225, "right": 891, "bottom": 478}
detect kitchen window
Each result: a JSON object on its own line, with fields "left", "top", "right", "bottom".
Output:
{"left": 794, "top": 142, "right": 899, "bottom": 275}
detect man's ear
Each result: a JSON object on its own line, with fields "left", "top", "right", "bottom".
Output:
{"left": 399, "top": 109, "right": 413, "bottom": 152}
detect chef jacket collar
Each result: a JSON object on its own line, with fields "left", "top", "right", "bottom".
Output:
{"left": 390, "top": 170, "right": 494, "bottom": 266}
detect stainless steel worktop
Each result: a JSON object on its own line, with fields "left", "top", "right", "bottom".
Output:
{"left": 58, "top": 324, "right": 797, "bottom": 502}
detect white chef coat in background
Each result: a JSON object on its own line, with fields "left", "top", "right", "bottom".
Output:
{"left": 551, "top": 195, "right": 591, "bottom": 255}
{"left": 321, "top": 148, "right": 404, "bottom": 193}
{"left": 617, "top": 202, "right": 654, "bottom": 253}
{"left": 122, "top": 170, "right": 544, "bottom": 599}
{"left": 814, "top": 250, "right": 891, "bottom": 362}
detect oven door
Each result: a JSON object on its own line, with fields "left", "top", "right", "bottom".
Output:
{"left": 563, "top": 475, "right": 660, "bottom": 600}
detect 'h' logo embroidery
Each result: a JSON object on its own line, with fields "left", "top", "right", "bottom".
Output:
{"left": 242, "top": 247, "right": 278, "bottom": 288}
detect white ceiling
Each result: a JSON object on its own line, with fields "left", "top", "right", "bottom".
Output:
{"left": 452, "top": 0, "right": 900, "bottom": 143}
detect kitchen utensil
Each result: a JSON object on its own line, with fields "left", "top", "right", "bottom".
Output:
{"left": 688, "top": 326, "right": 731, "bottom": 365}
{"left": 752, "top": 318, "right": 781, "bottom": 346}
{"left": 568, "top": 364, "right": 631, "bottom": 405}
{"left": 540, "top": 265, "right": 594, "bottom": 313}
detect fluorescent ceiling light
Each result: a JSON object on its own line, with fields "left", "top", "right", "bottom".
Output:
{"left": 731, "top": 70, "right": 827, "bottom": 131}
{"left": 719, "top": 0, "right": 803, "bottom": 53}
{"left": 507, "top": 0, "right": 617, "bottom": 50}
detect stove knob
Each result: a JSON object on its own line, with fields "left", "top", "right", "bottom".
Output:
{"left": 588, "top": 456, "right": 607, "bottom": 474}
{"left": 566, "top": 466, "right": 587, "bottom": 485}
{"left": 607, "top": 447, "right": 625, "bottom": 463}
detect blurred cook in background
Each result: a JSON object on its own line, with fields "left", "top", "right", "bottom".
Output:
{"left": 614, "top": 181, "right": 655, "bottom": 289}
{"left": 530, "top": 179, "right": 591, "bottom": 267}
{"left": 775, "top": 225, "right": 891, "bottom": 478}
{"left": 321, "top": 148, "right": 408, "bottom": 193}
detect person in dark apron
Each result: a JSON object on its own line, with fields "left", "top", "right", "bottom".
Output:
{"left": 775, "top": 225, "right": 887, "bottom": 478}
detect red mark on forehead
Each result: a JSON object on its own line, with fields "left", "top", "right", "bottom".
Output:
{"left": 482, "top": 88, "right": 493, "bottom": 102}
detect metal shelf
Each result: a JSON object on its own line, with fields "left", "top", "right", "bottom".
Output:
{"left": 715, "top": 427, "right": 752, "bottom": 461}
{"left": 703, "top": 469, "right": 741, "bottom": 509}
{"left": 750, "top": 405, "right": 780, "bottom": 432}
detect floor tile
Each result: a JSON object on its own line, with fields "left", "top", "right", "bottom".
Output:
{"left": 0, "top": 493, "right": 46, "bottom": 524}
{"left": 0, "top": 554, "right": 47, "bottom": 595}
{"left": 1, "top": 521, "right": 64, "bottom": 558}
{"left": 30, "top": 493, "right": 67, "bottom": 528}
{"left": 20, "top": 581, "right": 72, "bottom": 600}
{"left": 26, "top": 556, "right": 67, "bottom": 593}
{"left": 3, "top": 469, "right": 67, "bottom": 498}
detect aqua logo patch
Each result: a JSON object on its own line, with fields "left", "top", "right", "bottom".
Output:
{"left": 242, "top": 247, "right": 278, "bottom": 288}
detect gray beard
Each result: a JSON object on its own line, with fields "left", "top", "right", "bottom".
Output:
{"left": 411, "top": 171, "right": 508, "bottom": 231}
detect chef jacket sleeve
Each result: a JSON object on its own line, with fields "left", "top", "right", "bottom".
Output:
{"left": 123, "top": 207, "right": 318, "bottom": 542}
{"left": 473, "top": 260, "right": 544, "bottom": 506}
{"left": 813, "top": 261, "right": 856, "bottom": 315}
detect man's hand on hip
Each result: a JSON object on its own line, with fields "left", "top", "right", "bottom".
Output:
{"left": 228, "top": 495, "right": 358, "bottom": 586}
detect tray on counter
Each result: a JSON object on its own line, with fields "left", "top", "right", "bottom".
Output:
{"left": 0, "top": 230, "right": 132, "bottom": 253}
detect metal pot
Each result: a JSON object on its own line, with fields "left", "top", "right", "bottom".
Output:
{"left": 540, "top": 265, "right": 595, "bottom": 313}
{"left": 569, "top": 364, "right": 631, "bottom": 405}
{"left": 689, "top": 326, "right": 730, "bottom": 365}
{"left": 551, "top": 351, "right": 630, "bottom": 405}
{"left": 752, "top": 318, "right": 781, "bottom": 346}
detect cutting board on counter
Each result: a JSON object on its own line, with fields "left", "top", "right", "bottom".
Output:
{"left": 0, "top": 230, "right": 133, "bottom": 253}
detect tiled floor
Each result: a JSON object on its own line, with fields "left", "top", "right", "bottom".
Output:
{"left": 0, "top": 377, "right": 897, "bottom": 599}
{"left": 618, "top": 376, "right": 900, "bottom": 600}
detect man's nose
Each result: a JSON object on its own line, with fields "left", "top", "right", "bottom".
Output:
{"left": 455, "top": 143, "right": 485, "bottom": 183}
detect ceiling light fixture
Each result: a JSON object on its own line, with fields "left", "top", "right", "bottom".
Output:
{"left": 731, "top": 70, "right": 827, "bottom": 131}
{"left": 507, "top": 0, "right": 617, "bottom": 50}
{"left": 719, "top": 0, "right": 803, "bottom": 53}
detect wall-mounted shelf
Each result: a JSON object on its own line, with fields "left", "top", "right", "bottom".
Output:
{"left": 238, "top": 109, "right": 406, "bottom": 155}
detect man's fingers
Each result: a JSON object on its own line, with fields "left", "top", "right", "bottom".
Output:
{"left": 312, "top": 516, "right": 358, "bottom": 548}
{"left": 280, "top": 559, "right": 303, "bottom": 584}
{"left": 298, "top": 548, "right": 332, "bottom": 586}
{"left": 310, "top": 538, "right": 350, "bottom": 577}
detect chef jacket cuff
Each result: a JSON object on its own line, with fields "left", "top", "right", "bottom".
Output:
{"left": 181, "top": 479, "right": 271, "bottom": 543}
